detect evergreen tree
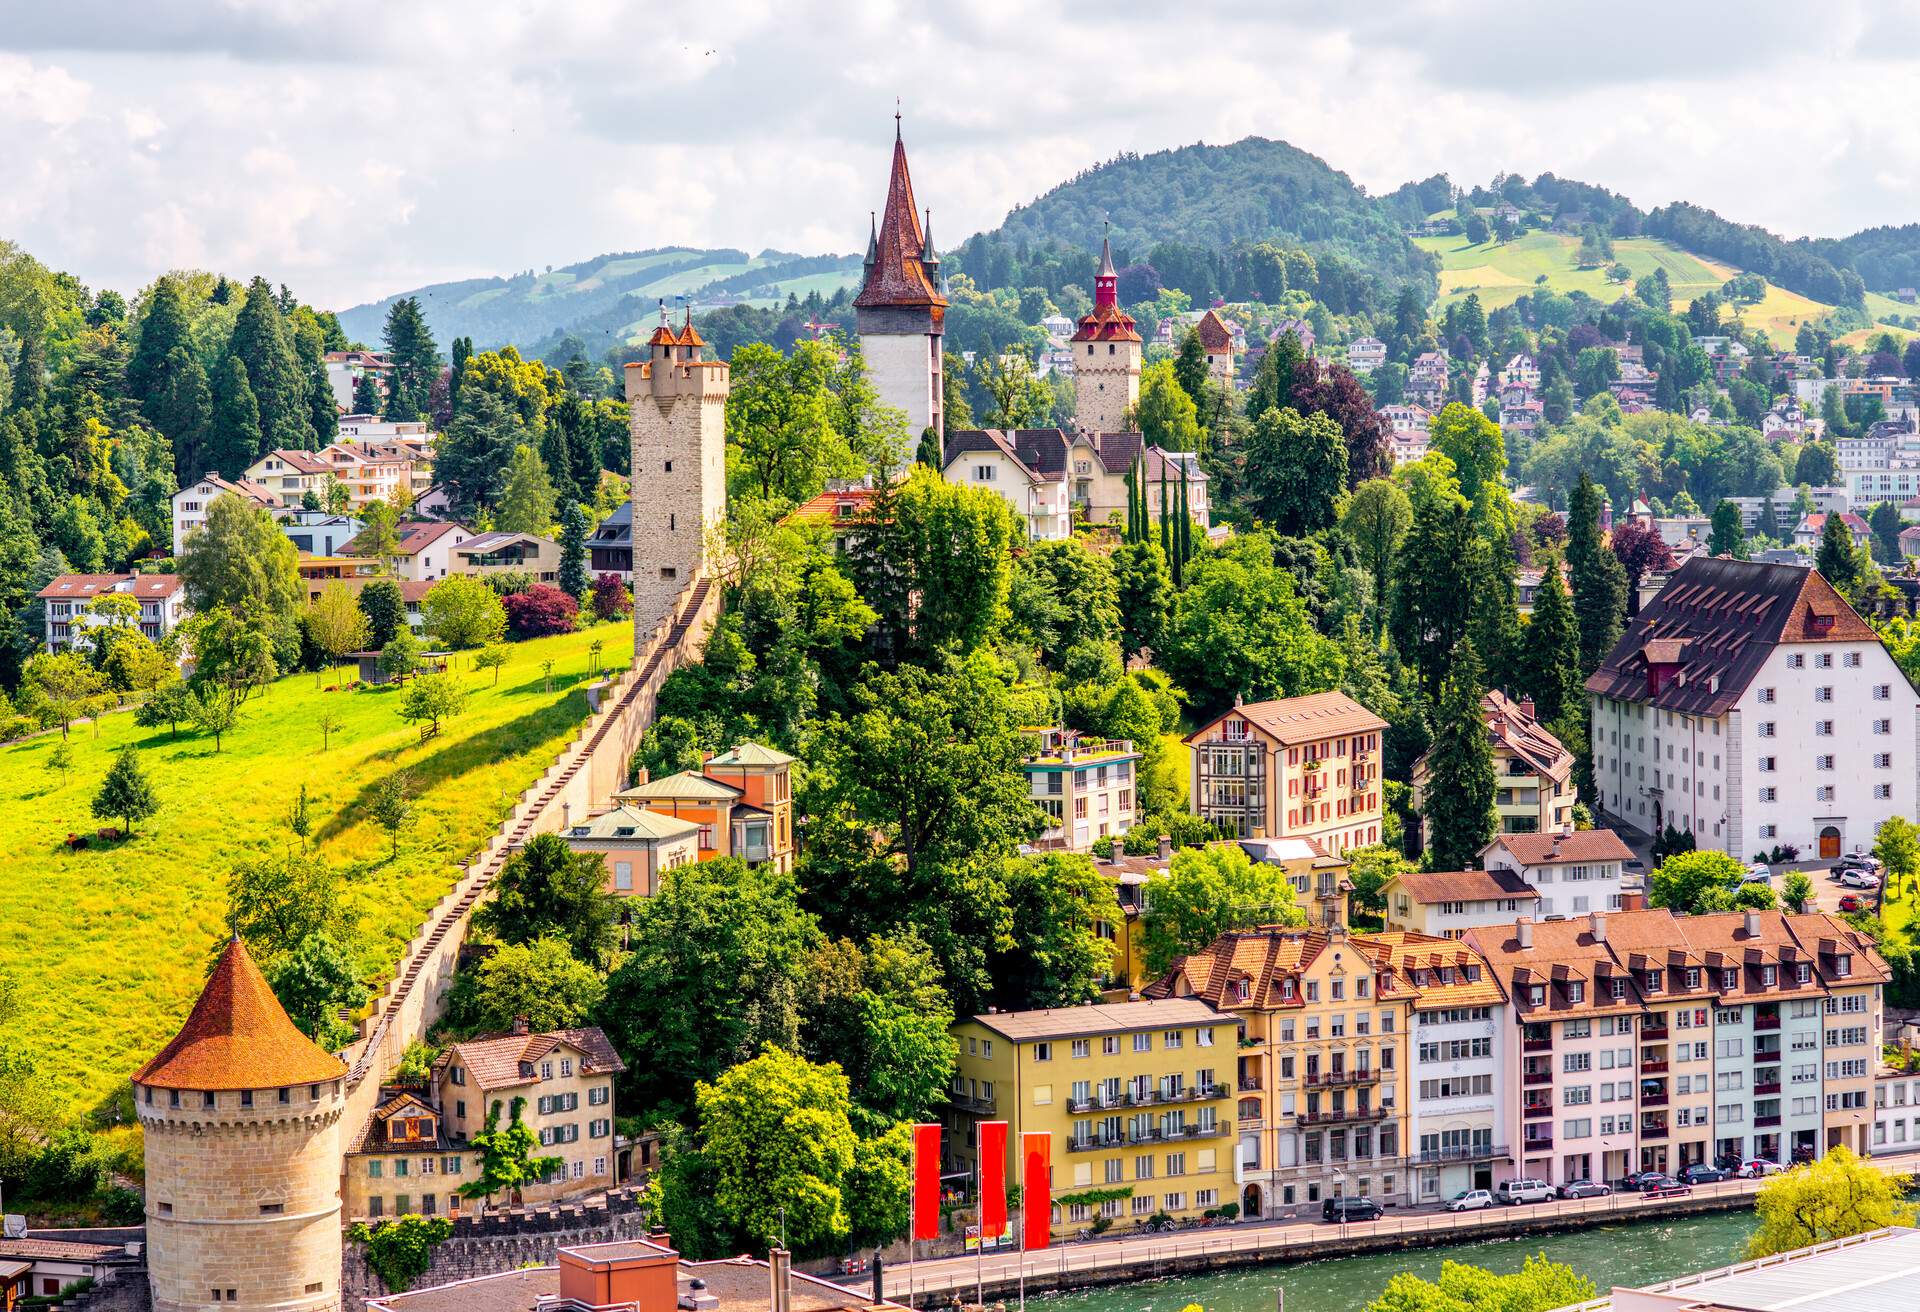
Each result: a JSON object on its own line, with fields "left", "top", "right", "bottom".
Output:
{"left": 351, "top": 370, "right": 382, "bottom": 415}
{"left": 1158, "top": 459, "right": 1171, "bottom": 559}
{"left": 381, "top": 297, "right": 441, "bottom": 422}
{"left": 228, "top": 276, "right": 308, "bottom": 453}
{"left": 1709, "top": 498, "right": 1746, "bottom": 559}
{"left": 209, "top": 355, "right": 261, "bottom": 479}
{"left": 1424, "top": 641, "right": 1497, "bottom": 871}
{"left": 1472, "top": 521, "right": 1521, "bottom": 693}
{"left": 1391, "top": 497, "right": 1484, "bottom": 700}
{"left": 915, "top": 426, "right": 941, "bottom": 468}
{"left": 497, "top": 445, "right": 557, "bottom": 534}
{"left": 93, "top": 744, "right": 158, "bottom": 835}
{"left": 127, "top": 274, "right": 193, "bottom": 402}
{"left": 1176, "top": 466, "right": 1192, "bottom": 581}
{"left": 1567, "top": 474, "right": 1626, "bottom": 675}
{"left": 1113, "top": 540, "right": 1171, "bottom": 657}
{"left": 1519, "top": 553, "right": 1581, "bottom": 726}
{"left": 449, "top": 335, "right": 473, "bottom": 417}
{"left": 304, "top": 353, "right": 336, "bottom": 449}
{"left": 1247, "top": 328, "right": 1305, "bottom": 421}
{"left": 558, "top": 501, "right": 590, "bottom": 599}
{"left": 152, "top": 347, "right": 214, "bottom": 481}
{"left": 1173, "top": 328, "right": 1212, "bottom": 424}
{"left": 1816, "top": 513, "right": 1864, "bottom": 591}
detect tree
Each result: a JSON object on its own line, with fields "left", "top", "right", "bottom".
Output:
{"left": 187, "top": 683, "right": 240, "bottom": 751}
{"left": 1345, "top": 845, "right": 1413, "bottom": 926}
{"left": 92, "top": 745, "right": 157, "bottom": 835}
{"left": 848, "top": 468, "right": 1015, "bottom": 660}
{"left": 458, "top": 938, "right": 605, "bottom": 1034}
{"left": 1161, "top": 535, "right": 1342, "bottom": 715}
{"left": 459, "top": 1095, "right": 562, "bottom": 1209}
{"left": 1244, "top": 406, "right": 1347, "bottom": 535}
{"left": 597, "top": 858, "right": 819, "bottom": 1116}
{"left": 381, "top": 297, "right": 441, "bottom": 423}
{"left": 474, "top": 644, "right": 510, "bottom": 687}
{"left": 1172, "top": 328, "right": 1213, "bottom": 422}
{"left": 23, "top": 651, "right": 106, "bottom": 739}
{"left": 1609, "top": 520, "right": 1676, "bottom": 614}
{"left": 1518, "top": 554, "right": 1581, "bottom": 727}
{"left": 1796, "top": 440, "right": 1840, "bottom": 488}
{"left": 44, "top": 740, "right": 74, "bottom": 788}
{"left": 1428, "top": 402, "right": 1505, "bottom": 502}
{"left": 1132, "top": 360, "right": 1204, "bottom": 453}
{"left": 1423, "top": 643, "right": 1497, "bottom": 871}
{"left": 369, "top": 771, "right": 415, "bottom": 861}
{"left": 1340, "top": 480, "right": 1412, "bottom": 634}
{"left": 991, "top": 853, "right": 1124, "bottom": 1009}
{"left": 1649, "top": 849, "right": 1745, "bottom": 915}
{"left": 724, "top": 341, "right": 849, "bottom": 507}
{"left": 359, "top": 579, "right": 406, "bottom": 649}
{"left": 398, "top": 671, "right": 468, "bottom": 736}
{"left": 1112, "top": 540, "right": 1172, "bottom": 658}
{"left": 228, "top": 277, "right": 308, "bottom": 453}
{"left": 1780, "top": 870, "right": 1814, "bottom": 913}
{"left": 1709, "top": 499, "right": 1746, "bottom": 559}
{"left": 1141, "top": 844, "right": 1308, "bottom": 976}
{"left": 420, "top": 576, "right": 506, "bottom": 649}
{"left": 1817, "top": 513, "right": 1863, "bottom": 592}
{"left": 800, "top": 933, "right": 955, "bottom": 1128}
{"left": 267, "top": 931, "right": 362, "bottom": 1046}
{"left": 177, "top": 494, "right": 303, "bottom": 654}
{"left": 496, "top": 444, "right": 557, "bottom": 534}
{"left": 1391, "top": 495, "right": 1484, "bottom": 699}
{"left": 1870, "top": 499, "right": 1904, "bottom": 564}
{"left": 590, "top": 572, "right": 630, "bottom": 622}
{"left": 1365, "top": 1254, "right": 1595, "bottom": 1312}
{"left": 378, "top": 628, "right": 421, "bottom": 682}
{"left": 1567, "top": 474, "right": 1626, "bottom": 675}
{"left": 503, "top": 584, "right": 578, "bottom": 637}
{"left": 346, "top": 1215, "right": 455, "bottom": 1295}
{"left": 1744, "top": 1147, "right": 1916, "bottom": 1258}
{"left": 351, "top": 371, "right": 382, "bottom": 416}
{"left": 227, "top": 850, "right": 343, "bottom": 959}
{"left": 305, "top": 582, "right": 370, "bottom": 678}
{"left": 558, "top": 501, "right": 591, "bottom": 599}
{"left": 475, "top": 833, "right": 619, "bottom": 968}
{"left": 1874, "top": 816, "right": 1920, "bottom": 895}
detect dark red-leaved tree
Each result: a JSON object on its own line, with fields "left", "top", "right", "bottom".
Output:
{"left": 503, "top": 584, "right": 580, "bottom": 637}
{"left": 1609, "top": 521, "right": 1676, "bottom": 616}
{"left": 1532, "top": 512, "right": 1568, "bottom": 548}
{"left": 590, "top": 572, "right": 630, "bottom": 623}
{"left": 1289, "top": 358, "right": 1388, "bottom": 485}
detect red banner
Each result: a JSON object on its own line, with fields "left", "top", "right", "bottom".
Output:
{"left": 979, "top": 1121, "right": 1008, "bottom": 1236}
{"left": 913, "top": 1123, "right": 941, "bottom": 1241}
{"left": 1021, "top": 1132, "right": 1051, "bottom": 1250}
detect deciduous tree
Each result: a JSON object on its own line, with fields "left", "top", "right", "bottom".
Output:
{"left": 420, "top": 576, "right": 506, "bottom": 649}
{"left": 1141, "top": 844, "right": 1308, "bottom": 976}
{"left": 474, "top": 832, "right": 619, "bottom": 968}
{"left": 496, "top": 444, "right": 557, "bottom": 535}
{"left": 1244, "top": 406, "right": 1347, "bottom": 535}
{"left": 398, "top": 671, "right": 467, "bottom": 736}
{"left": 1745, "top": 1147, "right": 1916, "bottom": 1258}
{"left": 304, "top": 582, "right": 370, "bottom": 678}
{"left": 1650, "top": 849, "right": 1746, "bottom": 915}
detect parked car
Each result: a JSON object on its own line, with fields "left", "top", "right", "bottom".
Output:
{"left": 1836, "top": 853, "right": 1881, "bottom": 872}
{"left": 1497, "top": 1178, "right": 1556, "bottom": 1205}
{"left": 1620, "top": 1169, "right": 1665, "bottom": 1190}
{"left": 1839, "top": 894, "right": 1864, "bottom": 912}
{"left": 1446, "top": 1189, "right": 1493, "bottom": 1212}
{"left": 1839, "top": 869, "right": 1881, "bottom": 889}
{"left": 1641, "top": 1180, "right": 1693, "bottom": 1200}
{"left": 1559, "top": 1180, "right": 1610, "bottom": 1199}
{"left": 1322, "top": 1196, "right": 1383, "bottom": 1222}
{"left": 1739, "top": 1159, "right": 1786, "bottom": 1179}
{"left": 1742, "top": 863, "right": 1772, "bottom": 884}
{"left": 1634, "top": 1172, "right": 1681, "bottom": 1193}
{"left": 1680, "top": 1164, "right": 1728, "bottom": 1185}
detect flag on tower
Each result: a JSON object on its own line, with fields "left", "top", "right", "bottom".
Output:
{"left": 912, "top": 1123, "right": 941, "bottom": 1240}
{"left": 1021, "top": 1132, "right": 1051, "bottom": 1250}
{"left": 979, "top": 1121, "right": 1008, "bottom": 1237}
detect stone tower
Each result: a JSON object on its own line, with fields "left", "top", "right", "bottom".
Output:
{"left": 1071, "top": 235, "right": 1141, "bottom": 434}
{"left": 625, "top": 304, "right": 729, "bottom": 646}
{"left": 854, "top": 119, "right": 946, "bottom": 444}
{"left": 134, "top": 937, "right": 348, "bottom": 1312}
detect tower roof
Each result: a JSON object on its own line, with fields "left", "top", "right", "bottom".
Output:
{"left": 1097, "top": 235, "right": 1116, "bottom": 279}
{"left": 1074, "top": 231, "right": 1139, "bottom": 343}
{"left": 854, "top": 125, "right": 947, "bottom": 312}
{"left": 133, "top": 936, "right": 348, "bottom": 1091}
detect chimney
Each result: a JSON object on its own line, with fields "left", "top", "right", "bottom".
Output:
{"left": 511, "top": 1015, "right": 530, "bottom": 1036}
{"left": 1158, "top": 834, "right": 1173, "bottom": 861}
{"left": 1744, "top": 910, "right": 1761, "bottom": 937}
{"left": 1589, "top": 911, "right": 1606, "bottom": 943}
{"left": 1518, "top": 696, "right": 1536, "bottom": 720}
{"left": 1108, "top": 835, "right": 1125, "bottom": 864}
{"left": 871, "top": 1256, "right": 884, "bottom": 1306}
{"left": 1620, "top": 890, "right": 1647, "bottom": 911}
{"left": 769, "top": 1248, "right": 791, "bottom": 1312}
{"left": 1516, "top": 917, "right": 1534, "bottom": 949}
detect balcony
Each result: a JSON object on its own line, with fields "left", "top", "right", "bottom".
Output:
{"left": 1641, "top": 1093, "right": 1669, "bottom": 1107}
{"left": 1239, "top": 1077, "right": 1263, "bottom": 1092}
{"left": 1522, "top": 1135, "right": 1554, "bottom": 1153}
{"left": 1066, "top": 1135, "right": 1124, "bottom": 1154}
{"left": 1641, "top": 1125, "right": 1669, "bottom": 1141}
{"left": 1524, "top": 1070, "right": 1553, "bottom": 1086}
{"left": 1642, "top": 1023, "right": 1670, "bottom": 1040}
{"left": 1415, "top": 1144, "right": 1507, "bottom": 1165}
{"left": 951, "top": 1092, "right": 997, "bottom": 1114}
{"left": 1298, "top": 1106, "right": 1390, "bottom": 1125}
{"left": 1755, "top": 1115, "right": 1782, "bottom": 1128}
{"left": 1755, "top": 1013, "right": 1781, "bottom": 1031}
{"left": 1523, "top": 1102, "right": 1553, "bottom": 1120}
{"left": 1640, "top": 1059, "right": 1670, "bottom": 1074}
{"left": 1755, "top": 1081, "right": 1782, "bottom": 1095}
{"left": 1523, "top": 1037, "right": 1553, "bottom": 1053}
{"left": 1305, "top": 1069, "right": 1381, "bottom": 1087}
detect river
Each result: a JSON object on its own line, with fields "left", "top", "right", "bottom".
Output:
{"left": 1035, "top": 1208, "right": 1758, "bottom": 1312}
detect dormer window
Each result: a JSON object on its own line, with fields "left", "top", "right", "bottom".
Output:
{"left": 1720, "top": 969, "right": 1738, "bottom": 991}
{"left": 1528, "top": 985, "right": 1546, "bottom": 1007}
{"left": 1236, "top": 979, "right": 1251, "bottom": 1001}
{"left": 1643, "top": 971, "right": 1662, "bottom": 993}
{"left": 1610, "top": 978, "right": 1627, "bottom": 999}
{"left": 1762, "top": 966, "right": 1777, "bottom": 986}
{"left": 1796, "top": 964, "right": 1812, "bottom": 984}
{"left": 1835, "top": 955, "right": 1852, "bottom": 978}
{"left": 1684, "top": 968, "right": 1700, "bottom": 989}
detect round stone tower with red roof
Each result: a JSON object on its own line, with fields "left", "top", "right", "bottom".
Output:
{"left": 134, "top": 937, "right": 348, "bottom": 1312}
{"left": 1070, "top": 235, "right": 1142, "bottom": 434}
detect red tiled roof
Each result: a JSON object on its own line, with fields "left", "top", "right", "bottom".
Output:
{"left": 854, "top": 129, "right": 946, "bottom": 313}
{"left": 436, "top": 1026, "right": 626, "bottom": 1092}
{"left": 36, "top": 573, "right": 183, "bottom": 600}
{"left": 1188, "top": 691, "right": 1387, "bottom": 748}
{"left": 1486, "top": 828, "right": 1635, "bottom": 866}
{"left": 1071, "top": 301, "right": 1142, "bottom": 343}
{"left": 133, "top": 937, "right": 347, "bottom": 1091}
{"left": 1392, "top": 868, "right": 1540, "bottom": 904}
{"left": 343, "top": 519, "right": 467, "bottom": 558}
{"left": 1194, "top": 310, "right": 1234, "bottom": 352}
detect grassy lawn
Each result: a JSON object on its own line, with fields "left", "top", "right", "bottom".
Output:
{"left": 0, "top": 622, "right": 630, "bottom": 1117}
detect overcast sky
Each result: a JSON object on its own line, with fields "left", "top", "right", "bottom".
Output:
{"left": 4, "top": 0, "right": 1918, "bottom": 312}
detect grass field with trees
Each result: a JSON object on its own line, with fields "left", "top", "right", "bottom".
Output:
{"left": 0, "top": 623, "right": 625, "bottom": 1116}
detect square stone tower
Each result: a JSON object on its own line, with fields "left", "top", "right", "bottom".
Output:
{"left": 1071, "top": 235, "right": 1142, "bottom": 434}
{"left": 625, "top": 307, "right": 729, "bottom": 650}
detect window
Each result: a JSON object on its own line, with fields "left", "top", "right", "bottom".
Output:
{"left": 1877, "top": 784, "right": 1894, "bottom": 800}
{"left": 1034, "top": 1043, "right": 1052, "bottom": 1062}
{"left": 1788, "top": 655, "right": 1805, "bottom": 669}
{"left": 1876, "top": 753, "right": 1892, "bottom": 768}
{"left": 1875, "top": 682, "right": 1891, "bottom": 698}
{"left": 1816, "top": 755, "right": 1835, "bottom": 770}
{"left": 1758, "top": 757, "right": 1776, "bottom": 773}
{"left": 1816, "top": 687, "right": 1833, "bottom": 702}
{"left": 1759, "top": 687, "right": 1776, "bottom": 703}
{"left": 1876, "top": 719, "right": 1893, "bottom": 735}
{"left": 1816, "top": 721, "right": 1834, "bottom": 736}
{"left": 1760, "top": 788, "right": 1777, "bottom": 803}
{"left": 1133, "top": 1033, "right": 1151, "bottom": 1053}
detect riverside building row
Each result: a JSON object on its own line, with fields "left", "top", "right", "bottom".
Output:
{"left": 944, "top": 907, "right": 1886, "bottom": 1228}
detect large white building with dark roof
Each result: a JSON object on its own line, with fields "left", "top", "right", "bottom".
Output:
{"left": 1586, "top": 557, "right": 1920, "bottom": 860}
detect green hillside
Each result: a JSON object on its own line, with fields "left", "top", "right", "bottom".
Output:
{"left": 0, "top": 624, "right": 626, "bottom": 1114}
{"left": 336, "top": 247, "right": 861, "bottom": 357}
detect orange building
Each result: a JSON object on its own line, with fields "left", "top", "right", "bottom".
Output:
{"left": 1186, "top": 692, "right": 1387, "bottom": 855}
{"left": 612, "top": 742, "right": 795, "bottom": 871}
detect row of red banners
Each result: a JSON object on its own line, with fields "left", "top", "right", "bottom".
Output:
{"left": 911, "top": 1122, "right": 1049, "bottom": 1249}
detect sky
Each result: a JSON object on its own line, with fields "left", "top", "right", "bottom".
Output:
{"left": 3, "top": 0, "right": 1920, "bottom": 312}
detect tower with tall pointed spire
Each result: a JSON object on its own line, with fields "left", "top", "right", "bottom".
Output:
{"left": 1070, "top": 231, "right": 1142, "bottom": 434}
{"left": 854, "top": 116, "right": 947, "bottom": 444}
{"left": 134, "top": 936, "right": 349, "bottom": 1312}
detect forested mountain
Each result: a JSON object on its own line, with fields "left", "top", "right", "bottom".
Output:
{"left": 1807, "top": 224, "right": 1920, "bottom": 296}
{"left": 336, "top": 248, "right": 861, "bottom": 357}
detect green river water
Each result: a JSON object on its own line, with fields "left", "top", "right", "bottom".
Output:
{"left": 1037, "top": 1208, "right": 1758, "bottom": 1312}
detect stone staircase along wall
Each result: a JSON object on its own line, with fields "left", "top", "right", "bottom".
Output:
{"left": 336, "top": 574, "right": 720, "bottom": 1136}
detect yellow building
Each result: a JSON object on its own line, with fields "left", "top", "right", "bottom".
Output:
{"left": 1146, "top": 925, "right": 1498, "bottom": 1216}
{"left": 947, "top": 1000, "right": 1239, "bottom": 1235}
{"left": 1186, "top": 692, "right": 1386, "bottom": 856}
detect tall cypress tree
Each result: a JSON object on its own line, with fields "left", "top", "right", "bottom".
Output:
{"left": 1520, "top": 552, "right": 1581, "bottom": 727}
{"left": 449, "top": 335, "right": 473, "bottom": 417}
{"left": 382, "top": 298, "right": 441, "bottom": 423}
{"left": 1176, "top": 466, "right": 1192, "bottom": 583}
{"left": 1567, "top": 474, "right": 1627, "bottom": 676}
{"left": 209, "top": 355, "right": 261, "bottom": 479}
{"left": 1424, "top": 640, "right": 1497, "bottom": 870}
{"left": 1158, "top": 459, "right": 1170, "bottom": 558}
{"left": 228, "top": 276, "right": 307, "bottom": 455}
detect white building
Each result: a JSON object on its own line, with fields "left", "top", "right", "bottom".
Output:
{"left": 1481, "top": 829, "right": 1639, "bottom": 917}
{"left": 1382, "top": 868, "right": 1541, "bottom": 939}
{"left": 36, "top": 573, "right": 189, "bottom": 652}
{"left": 324, "top": 349, "right": 391, "bottom": 414}
{"left": 1587, "top": 557, "right": 1920, "bottom": 860}
{"left": 1408, "top": 992, "right": 1508, "bottom": 1204}
{"left": 1347, "top": 337, "right": 1386, "bottom": 374}
{"left": 340, "top": 519, "right": 474, "bottom": 582}
{"left": 1873, "top": 1065, "right": 1920, "bottom": 1154}
{"left": 941, "top": 429, "right": 1072, "bottom": 540}
{"left": 170, "top": 474, "right": 280, "bottom": 554}
{"left": 279, "top": 510, "right": 364, "bottom": 557}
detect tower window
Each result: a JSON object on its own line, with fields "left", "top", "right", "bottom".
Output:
{"left": 664, "top": 460, "right": 673, "bottom": 473}
{"left": 661, "top": 567, "right": 677, "bottom": 580}
{"left": 259, "top": 1203, "right": 284, "bottom": 1215}
{"left": 203, "top": 1091, "right": 216, "bottom": 1109}
{"left": 669, "top": 514, "right": 676, "bottom": 532}
{"left": 169, "top": 1090, "right": 180, "bottom": 1108}
{"left": 306, "top": 1284, "right": 324, "bottom": 1295}
{"left": 240, "top": 1090, "right": 253, "bottom": 1108}
{"left": 279, "top": 1088, "right": 291, "bottom": 1104}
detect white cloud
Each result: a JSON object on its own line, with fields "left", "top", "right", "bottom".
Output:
{"left": 0, "top": 1, "right": 1915, "bottom": 309}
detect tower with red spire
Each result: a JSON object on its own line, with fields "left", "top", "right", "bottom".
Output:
{"left": 854, "top": 115, "right": 947, "bottom": 445}
{"left": 1070, "top": 231, "right": 1141, "bottom": 433}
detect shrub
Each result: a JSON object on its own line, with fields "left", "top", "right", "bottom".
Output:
{"left": 590, "top": 573, "right": 630, "bottom": 622}
{"left": 503, "top": 585, "right": 579, "bottom": 638}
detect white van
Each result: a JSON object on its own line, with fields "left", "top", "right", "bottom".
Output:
{"left": 1497, "top": 1178, "right": 1555, "bottom": 1204}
